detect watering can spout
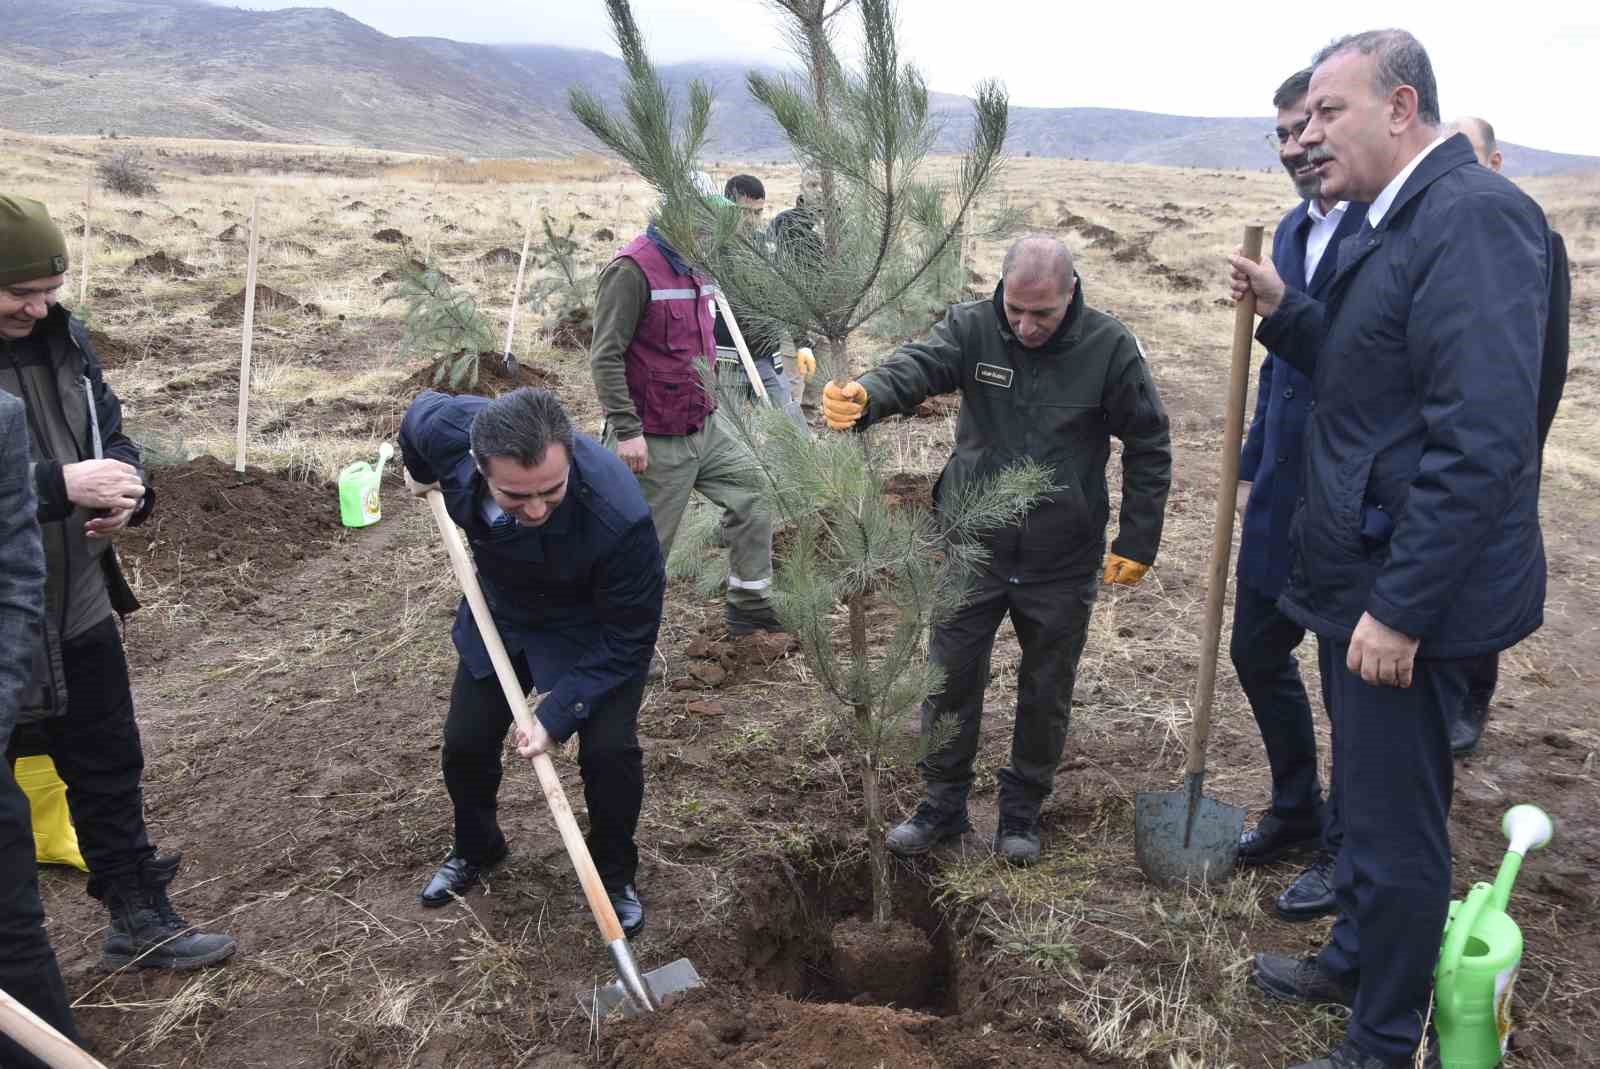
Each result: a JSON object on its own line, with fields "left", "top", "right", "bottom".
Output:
{"left": 1491, "top": 805, "right": 1553, "bottom": 911}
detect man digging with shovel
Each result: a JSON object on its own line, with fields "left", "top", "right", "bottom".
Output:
{"left": 399, "top": 387, "right": 664, "bottom": 938}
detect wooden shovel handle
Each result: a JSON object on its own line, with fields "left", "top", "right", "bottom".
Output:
{"left": 1188, "top": 225, "right": 1265, "bottom": 777}
{"left": 423, "top": 490, "right": 627, "bottom": 945}
{"left": 711, "top": 290, "right": 770, "bottom": 406}
{"left": 0, "top": 989, "right": 106, "bottom": 1069}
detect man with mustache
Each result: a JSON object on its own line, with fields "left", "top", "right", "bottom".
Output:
{"left": 824, "top": 235, "right": 1172, "bottom": 866}
{"left": 1231, "top": 68, "right": 1367, "bottom": 924}
{"left": 1230, "top": 31, "right": 1554, "bottom": 1069}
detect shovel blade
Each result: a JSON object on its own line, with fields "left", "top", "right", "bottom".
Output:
{"left": 1134, "top": 779, "right": 1245, "bottom": 887}
{"left": 582, "top": 957, "right": 703, "bottom": 1019}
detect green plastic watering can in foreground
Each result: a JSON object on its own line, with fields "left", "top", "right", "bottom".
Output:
{"left": 338, "top": 442, "right": 394, "bottom": 528}
{"left": 1434, "top": 804, "right": 1554, "bottom": 1069}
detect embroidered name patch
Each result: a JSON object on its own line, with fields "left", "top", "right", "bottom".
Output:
{"left": 975, "top": 363, "right": 1014, "bottom": 388}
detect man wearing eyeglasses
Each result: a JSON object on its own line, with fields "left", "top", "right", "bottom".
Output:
{"left": 1231, "top": 69, "right": 1367, "bottom": 923}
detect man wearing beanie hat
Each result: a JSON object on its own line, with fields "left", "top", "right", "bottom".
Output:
{"left": 0, "top": 195, "right": 237, "bottom": 976}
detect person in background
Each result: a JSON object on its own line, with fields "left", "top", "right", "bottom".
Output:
{"left": 1435, "top": 115, "right": 1570, "bottom": 757}
{"left": 1231, "top": 67, "right": 1367, "bottom": 924}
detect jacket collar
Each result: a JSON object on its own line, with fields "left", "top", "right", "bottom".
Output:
{"left": 991, "top": 273, "right": 1086, "bottom": 354}
{"left": 1369, "top": 132, "right": 1475, "bottom": 234}
{"left": 645, "top": 222, "right": 695, "bottom": 277}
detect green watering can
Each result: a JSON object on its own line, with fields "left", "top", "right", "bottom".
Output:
{"left": 337, "top": 442, "right": 393, "bottom": 528}
{"left": 1434, "top": 804, "right": 1554, "bottom": 1069}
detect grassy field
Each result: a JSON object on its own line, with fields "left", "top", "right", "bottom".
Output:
{"left": 5, "top": 129, "right": 1597, "bottom": 1068}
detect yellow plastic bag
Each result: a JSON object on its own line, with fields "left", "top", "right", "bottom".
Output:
{"left": 14, "top": 755, "right": 88, "bottom": 871}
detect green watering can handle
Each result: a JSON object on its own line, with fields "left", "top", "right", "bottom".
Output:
{"left": 1436, "top": 883, "right": 1491, "bottom": 1016}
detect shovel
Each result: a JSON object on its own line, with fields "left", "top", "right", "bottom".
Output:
{"left": 0, "top": 988, "right": 107, "bottom": 1069}
{"left": 420, "top": 488, "right": 701, "bottom": 1015}
{"left": 1134, "top": 225, "right": 1263, "bottom": 887}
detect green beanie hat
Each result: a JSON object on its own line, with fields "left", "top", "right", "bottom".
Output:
{"left": 0, "top": 196, "right": 70, "bottom": 286}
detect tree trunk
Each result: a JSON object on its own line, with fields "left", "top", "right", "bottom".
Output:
{"left": 847, "top": 561, "right": 892, "bottom": 924}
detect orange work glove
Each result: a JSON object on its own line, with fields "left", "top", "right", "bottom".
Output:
{"left": 1102, "top": 553, "right": 1150, "bottom": 586}
{"left": 794, "top": 347, "right": 817, "bottom": 379}
{"left": 822, "top": 381, "right": 869, "bottom": 431}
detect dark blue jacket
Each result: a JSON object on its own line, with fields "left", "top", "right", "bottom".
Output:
{"left": 399, "top": 391, "right": 664, "bottom": 741}
{"left": 1258, "top": 134, "right": 1551, "bottom": 657}
{"left": 1238, "top": 198, "right": 1368, "bottom": 598}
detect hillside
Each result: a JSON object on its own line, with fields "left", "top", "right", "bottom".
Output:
{"left": 1, "top": 0, "right": 1594, "bottom": 174}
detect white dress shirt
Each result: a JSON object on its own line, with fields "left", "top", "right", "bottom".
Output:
{"left": 1303, "top": 200, "right": 1350, "bottom": 285}
{"left": 1367, "top": 134, "right": 1450, "bottom": 229}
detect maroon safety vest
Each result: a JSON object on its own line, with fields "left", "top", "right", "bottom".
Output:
{"left": 614, "top": 234, "right": 719, "bottom": 436}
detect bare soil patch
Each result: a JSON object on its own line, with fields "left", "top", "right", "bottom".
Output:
{"left": 127, "top": 455, "right": 343, "bottom": 610}
{"left": 208, "top": 284, "right": 322, "bottom": 323}
{"left": 126, "top": 250, "right": 198, "bottom": 277}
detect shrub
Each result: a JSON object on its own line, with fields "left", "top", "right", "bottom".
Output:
{"left": 97, "top": 149, "right": 160, "bottom": 197}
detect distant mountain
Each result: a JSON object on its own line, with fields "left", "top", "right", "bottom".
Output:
{"left": 2, "top": 0, "right": 1594, "bottom": 176}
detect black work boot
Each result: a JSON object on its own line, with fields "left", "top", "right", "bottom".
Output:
{"left": 994, "top": 817, "right": 1042, "bottom": 866}
{"left": 726, "top": 601, "right": 786, "bottom": 636}
{"left": 102, "top": 853, "right": 238, "bottom": 971}
{"left": 1252, "top": 952, "right": 1354, "bottom": 1007}
{"left": 885, "top": 800, "right": 971, "bottom": 857}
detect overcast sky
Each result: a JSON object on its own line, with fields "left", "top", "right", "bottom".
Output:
{"left": 243, "top": 0, "right": 1600, "bottom": 156}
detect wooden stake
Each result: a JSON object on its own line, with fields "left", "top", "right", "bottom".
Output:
{"left": 711, "top": 290, "right": 770, "bottom": 405}
{"left": 78, "top": 183, "right": 92, "bottom": 306}
{"left": 233, "top": 191, "right": 261, "bottom": 474}
{"left": 501, "top": 190, "right": 538, "bottom": 369}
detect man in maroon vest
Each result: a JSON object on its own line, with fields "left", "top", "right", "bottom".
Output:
{"left": 590, "top": 221, "right": 782, "bottom": 635}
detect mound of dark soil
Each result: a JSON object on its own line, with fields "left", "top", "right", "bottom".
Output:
{"left": 126, "top": 251, "right": 198, "bottom": 278}
{"left": 1112, "top": 241, "right": 1154, "bottom": 264}
{"left": 477, "top": 246, "right": 521, "bottom": 267}
{"left": 86, "top": 329, "right": 142, "bottom": 368}
{"left": 208, "top": 285, "right": 321, "bottom": 324}
{"left": 129, "top": 456, "right": 342, "bottom": 610}
{"left": 602, "top": 985, "right": 942, "bottom": 1069}
{"left": 342, "top": 199, "right": 369, "bottom": 211}
{"left": 372, "top": 228, "right": 408, "bottom": 245}
{"left": 217, "top": 223, "right": 247, "bottom": 243}
{"left": 593, "top": 226, "right": 616, "bottom": 243}
{"left": 104, "top": 230, "right": 143, "bottom": 248}
{"left": 401, "top": 355, "right": 560, "bottom": 398}
{"left": 549, "top": 305, "right": 593, "bottom": 351}
{"left": 372, "top": 259, "right": 456, "bottom": 287}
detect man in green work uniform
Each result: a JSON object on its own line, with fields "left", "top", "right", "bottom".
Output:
{"left": 590, "top": 220, "right": 784, "bottom": 635}
{"left": 824, "top": 235, "right": 1172, "bottom": 865}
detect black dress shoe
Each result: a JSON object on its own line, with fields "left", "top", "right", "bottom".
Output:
{"left": 1253, "top": 952, "right": 1354, "bottom": 1007}
{"left": 610, "top": 884, "right": 645, "bottom": 938}
{"left": 1239, "top": 813, "right": 1322, "bottom": 867}
{"left": 1275, "top": 853, "right": 1337, "bottom": 921}
{"left": 419, "top": 849, "right": 505, "bottom": 908}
